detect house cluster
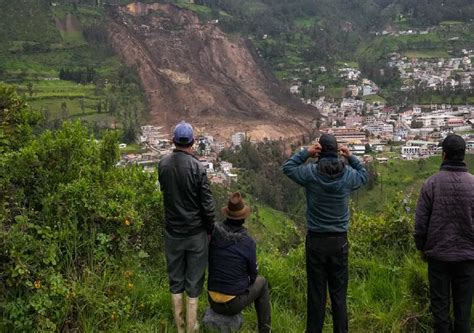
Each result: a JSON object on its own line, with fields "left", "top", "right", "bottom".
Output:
{"left": 400, "top": 104, "right": 474, "bottom": 133}
{"left": 314, "top": 97, "right": 394, "bottom": 154}
{"left": 289, "top": 67, "right": 381, "bottom": 103}
{"left": 315, "top": 97, "right": 393, "bottom": 136}
{"left": 314, "top": 96, "right": 474, "bottom": 158}
{"left": 388, "top": 51, "right": 474, "bottom": 91}
{"left": 372, "top": 27, "right": 433, "bottom": 37}
{"left": 338, "top": 67, "right": 361, "bottom": 81}
{"left": 119, "top": 125, "right": 250, "bottom": 185}
{"left": 397, "top": 104, "right": 474, "bottom": 158}
{"left": 346, "top": 78, "right": 380, "bottom": 97}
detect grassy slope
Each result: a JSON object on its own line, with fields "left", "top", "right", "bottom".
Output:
{"left": 203, "top": 156, "right": 474, "bottom": 332}
{"left": 358, "top": 23, "right": 474, "bottom": 61}
{"left": 0, "top": 0, "right": 60, "bottom": 46}
{"left": 0, "top": 2, "right": 144, "bottom": 130}
{"left": 354, "top": 154, "right": 474, "bottom": 214}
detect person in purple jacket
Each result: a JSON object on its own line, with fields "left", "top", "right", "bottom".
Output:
{"left": 207, "top": 192, "right": 271, "bottom": 333}
{"left": 415, "top": 134, "right": 474, "bottom": 333}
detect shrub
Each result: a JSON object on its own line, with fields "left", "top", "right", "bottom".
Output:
{"left": 0, "top": 86, "right": 163, "bottom": 331}
{"left": 350, "top": 193, "right": 415, "bottom": 257}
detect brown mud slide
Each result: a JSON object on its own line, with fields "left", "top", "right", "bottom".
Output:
{"left": 107, "top": 2, "right": 318, "bottom": 141}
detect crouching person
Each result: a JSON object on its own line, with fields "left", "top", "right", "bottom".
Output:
{"left": 208, "top": 192, "right": 271, "bottom": 333}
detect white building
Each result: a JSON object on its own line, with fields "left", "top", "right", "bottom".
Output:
{"left": 231, "top": 132, "right": 246, "bottom": 147}
{"left": 363, "top": 85, "right": 375, "bottom": 96}
{"left": 290, "top": 85, "right": 300, "bottom": 94}
{"left": 349, "top": 145, "right": 366, "bottom": 155}
{"left": 364, "top": 123, "right": 394, "bottom": 135}
{"left": 401, "top": 146, "right": 421, "bottom": 156}
{"left": 213, "top": 142, "right": 226, "bottom": 153}
{"left": 220, "top": 161, "right": 233, "bottom": 173}
{"left": 401, "top": 140, "right": 438, "bottom": 157}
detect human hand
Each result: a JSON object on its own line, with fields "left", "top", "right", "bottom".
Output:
{"left": 308, "top": 143, "right": 322, "bottom": 158}
{"left": 339, "top": 145, "right": 352, "bottom": 158}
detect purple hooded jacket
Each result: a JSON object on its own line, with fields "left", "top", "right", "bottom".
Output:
{"left": 415, "top": 161, "right": 474, "bottom": 261}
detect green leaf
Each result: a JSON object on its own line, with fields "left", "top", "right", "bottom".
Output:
{"left": 138, "top": 250, "right": 149, "bottom": 259}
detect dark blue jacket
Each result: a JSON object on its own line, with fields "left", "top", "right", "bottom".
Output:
{"left": 282, "top": 149, "right": 368, "bottom": 233}
{"left": 208, "top": 221, "right": 258, "bottom": 295}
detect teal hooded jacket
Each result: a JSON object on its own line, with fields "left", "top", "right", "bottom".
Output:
{"left": 282, "top": 149, "right": 368, "bottom": 233}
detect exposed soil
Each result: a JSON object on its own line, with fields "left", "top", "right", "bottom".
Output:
{"left": 106, "top": 3, "right": 317, "bottom": 141}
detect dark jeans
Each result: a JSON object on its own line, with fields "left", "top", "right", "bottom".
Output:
{"left": 428, "top": 259, "right": 474, "bottom": 333}
{"left": 209, "top": 276, "right": 271, "bottom": 333}
{"left": 306, "top": 232, "right": 349, "bottom": 333}
{"left": 164, "top": 231, "right": 208, "bottom": 298}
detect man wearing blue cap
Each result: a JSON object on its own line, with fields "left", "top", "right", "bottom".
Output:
{"left": 158, "top": 121, "right": 216, "bottom": 333}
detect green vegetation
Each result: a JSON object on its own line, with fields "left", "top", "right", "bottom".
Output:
{"left": 440, "top": 21, "right": 465, "bottom": 26}
{"left": 0, "top": 85, "right": 163, "bottom": 331}
{"left": 354, "top": 155, "right": 474, "bottom": 214}
{"left": 0, "top": 2, "right": 146, "bottom": 142}
{"left": 119, "top": 144, "right": 145, "bottom": 155}
{"left": 187, "top": 0, "right": 473, "bottom": 103}
{"left": 1, "top": 0, "right": 474, "bottom": 329}
{"left": 403, "top": 49, "right": 450, "bottom": 59}
{"left": 175, "top": 2, "right": 213, "bottom": 16}
{"left": 362, "top": 94, "right": 387, "bottom": 104}
{"left": 2, "top": 85, "right": 474, "bottom": 331}
{"left": 0, "top": 0, "right": 60, "bottom": 46}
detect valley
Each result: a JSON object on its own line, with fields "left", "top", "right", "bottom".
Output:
{"left": 1, "top": 1, "right": 474, "bottom": 332}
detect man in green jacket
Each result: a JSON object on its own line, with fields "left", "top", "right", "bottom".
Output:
{"left": 282, "top": 134, "right": 367, "bottom": 333}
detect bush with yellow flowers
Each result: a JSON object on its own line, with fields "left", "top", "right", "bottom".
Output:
{"left": 0, "top": 85, "right": 164, "bottom": 331}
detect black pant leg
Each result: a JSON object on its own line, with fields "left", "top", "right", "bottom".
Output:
{"left": 428, "top": 259, "right": 452, "bottom": 333}
{"left": 209, "top": 276, "right": 271, "bottom": 333}
{"left": 451, "top": 261, "right": 474, "bottom": 333}
{"left": 249, "top": 277, "right": 271, "bottom": 333}
{"left": 184, "top": 231, "right": 208, "bottom": 298}
{"left": 164, "top": 232, "right": 187, "bottom": 294}
{"left": 327, "top": 252, "right": 349, "bottom": 333}
{"left": 306, "top": 235, "right": 328, "bottom": 333}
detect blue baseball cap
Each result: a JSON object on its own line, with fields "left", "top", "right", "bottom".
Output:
{"left": 173, "top": 121, "right": 194, "bottom": 145}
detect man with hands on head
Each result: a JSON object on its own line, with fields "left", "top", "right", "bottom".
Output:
{"left": 282, "top": 134, "right": 368, "bottom": 333}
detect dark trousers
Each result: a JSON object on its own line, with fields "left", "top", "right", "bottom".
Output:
{"left": 209, "top": 276, "right": 271, "bottom": 333}
{"left": 306, "top": 232, "right": 349, "bottom": 333}
{"left": 164, "top": 231, "right": 208, "bottom": 298}
{"left": 428, "top": 259, "right": 474, "bottom": 333}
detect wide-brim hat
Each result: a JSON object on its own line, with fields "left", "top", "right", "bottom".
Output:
{"left": 221, "top": 191, "right": 252, "bottom": 220}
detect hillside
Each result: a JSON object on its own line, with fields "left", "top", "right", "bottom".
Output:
{"left": 0, "top": 1, "right": 147, "bottom": 140}
{"left": 107, "top": 3, "right": 314, "bottom": 141}
{"left": 4, "top": 86, "right": 470, "bottom": 331}
{"left": 187, "top": 0, "right": 474, "bottom": 104}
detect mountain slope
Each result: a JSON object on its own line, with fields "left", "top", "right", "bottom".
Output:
{"left": 107, "top": 3, "right": 314, "bottom": 140}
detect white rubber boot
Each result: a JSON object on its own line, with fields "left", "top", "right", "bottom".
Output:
{"left": 186, "top": 296, "right": 200, "bottom": 333}
{"left": 171, "top": 293, "right": 185, "bottom": 333}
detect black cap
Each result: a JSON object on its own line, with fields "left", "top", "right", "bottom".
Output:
{"left": 442, "top": 134, "right": 466, "bottom": 161}
{"left": 319, "top": 134, "right": 338, "bottom": 153}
